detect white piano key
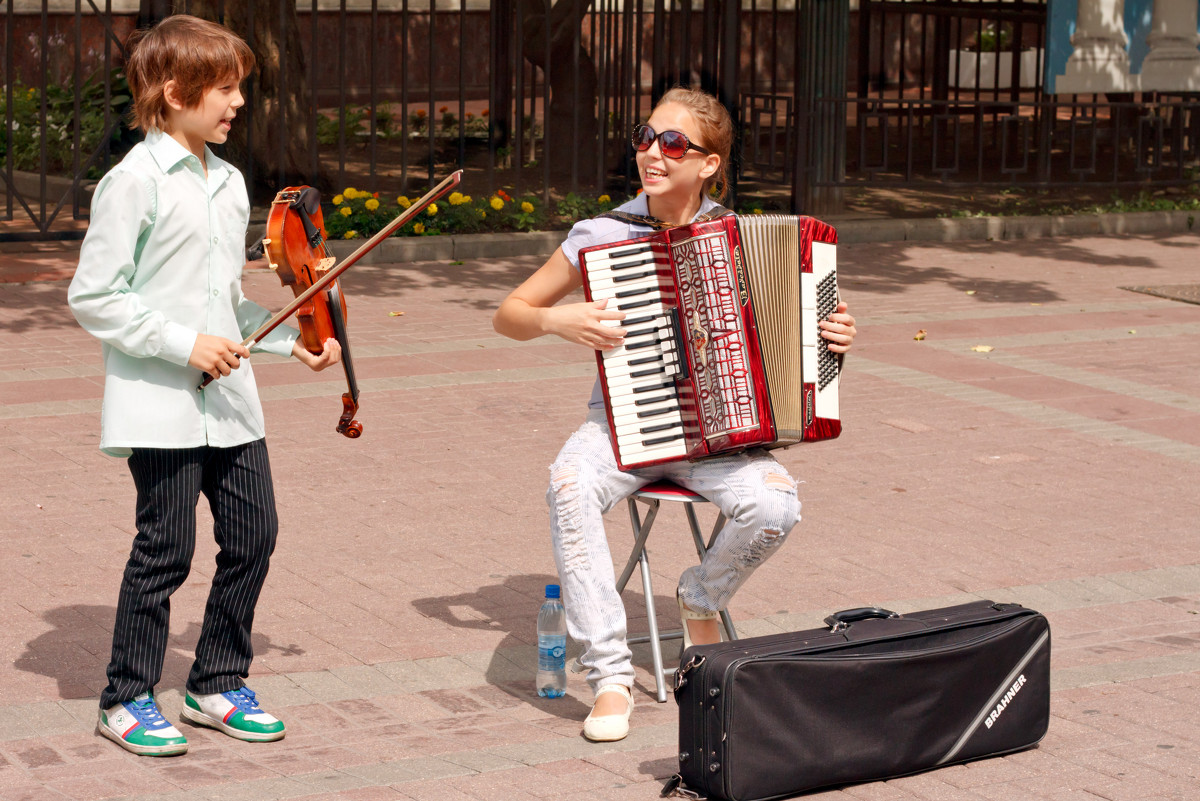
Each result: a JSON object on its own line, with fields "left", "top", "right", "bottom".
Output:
{"left": 587, "top": 275, "right": 663, "bottom": 298}
{"left": 617, "top": 439, "right": 689, "bottom": 464}
{"left": 616, "top": 425, "right": 685, "bottom": 448}
{"left": 610, "top": 400, "right": 680, "bottom": 425}
{"left": 608, "top": 390, "right": 679, "bottom": 414}
{"left": 585, "top": 271, "right": 662, "bottom": 293}
{"left": 583, "top": 253, "right": 664, "bottom": 277}
{"left": 614, "top": 412, "right": 683, "bottom": 438}
{"left": 603, "top": 354, "right": 680, "bottom": 379}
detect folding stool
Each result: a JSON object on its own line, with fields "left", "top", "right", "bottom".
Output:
{"left": 616, "top": 479, "right": 738, "bottom": 702}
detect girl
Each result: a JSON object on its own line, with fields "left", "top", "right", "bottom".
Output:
{"left": 493, "top": 87, "right": 856, "bottom": 742}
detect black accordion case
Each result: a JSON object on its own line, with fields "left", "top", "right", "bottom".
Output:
{"left": 668, "top": 601, "right": 1051, "bottom": 801}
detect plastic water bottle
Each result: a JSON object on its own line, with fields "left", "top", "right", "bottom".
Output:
{"left": 536, "top": 584, "right": 567, "bottom": 698}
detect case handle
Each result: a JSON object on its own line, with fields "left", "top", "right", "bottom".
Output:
{"left": 824, "top": 606, "right": 900, "bottom": 632}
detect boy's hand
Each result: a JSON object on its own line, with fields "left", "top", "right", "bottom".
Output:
{"left": 293, "top": 337, "right": 342, "bottom": 372}
{"left": 819, "top": 301, "right": 857, "bottom": 353}
{"left": 190, "top": 334, "right": 250, "bottom": 380}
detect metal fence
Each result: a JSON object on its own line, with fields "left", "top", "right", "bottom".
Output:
{"left": 3, "top": 0, "right": 1199, "bottom": 241}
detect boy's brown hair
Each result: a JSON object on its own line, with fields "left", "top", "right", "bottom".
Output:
{"left": 656, "top": 87, "right": 734, "bottom": 202}
{"left": 124, "top": 14, "right": 255, "bottom": 134}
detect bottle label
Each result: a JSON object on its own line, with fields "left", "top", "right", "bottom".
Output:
{"left": 538, "top": 634, "right": 567, "bottom": 671}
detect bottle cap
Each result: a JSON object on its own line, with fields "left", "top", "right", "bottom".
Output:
{"left": 545, "top": 584, "right": 561, "bottom": 599}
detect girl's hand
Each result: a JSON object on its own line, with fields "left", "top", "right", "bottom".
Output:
{"left": 819, "top": 301, "right": 857, "bottom": 353}
{"left": 293, "top": 337, "right": 342, "bottom": 371}
{"left": 543, "top": 298, "right": 627, "bottom": 350}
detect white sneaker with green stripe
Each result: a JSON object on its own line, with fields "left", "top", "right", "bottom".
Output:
{"left": 180, "top": 687, "right": 285, "bottom": 742}
{"left": 98, "top": 692, "right": 188, "bottom": 756}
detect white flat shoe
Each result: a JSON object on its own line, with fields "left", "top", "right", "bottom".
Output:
{"left": 582, "top": 684, "right": 633, "bottom": 742}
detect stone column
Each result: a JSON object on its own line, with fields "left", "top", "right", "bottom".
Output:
{"left": 1139, "top": 0, "right": 1200, "bottom": 91}
{"left": 1054, "top": 0, "right": 1132, "bottom": 93}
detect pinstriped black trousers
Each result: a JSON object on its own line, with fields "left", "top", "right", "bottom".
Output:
{"left": 100, "top": 439, "right": 278, "bottom": 709}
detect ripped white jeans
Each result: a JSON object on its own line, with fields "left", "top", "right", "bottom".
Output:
{"left": 546, "top": 409, "right": 803, "bottom": 694}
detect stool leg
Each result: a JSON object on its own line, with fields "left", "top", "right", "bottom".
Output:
{"left": 617, "top": 498, "right": 659, "bottom": 593}
{"left": 637, "top": 547, "right": 669, "bottom": 703}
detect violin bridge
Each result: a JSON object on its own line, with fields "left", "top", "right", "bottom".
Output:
{"left": 314, "top": 256, "right": 336, "bottom": 276}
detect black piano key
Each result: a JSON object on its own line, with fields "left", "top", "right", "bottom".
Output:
{"left": 640, "top": 421, "right": 682, "bottom": 434}
{"left": 615, "top": 287, "right": 655, "bottom": 299}
{"left": 606, "top": 244, "right": 654, "bottom": 259}
{"left": 628, "top": 354, "right": 661, "bottom": 366}
{"left": 621, "top": 314, "right": 659, "bottom": 327}
{"left": 625, "top": 325, "right": 664, "bottom": 338}
{"left": 608, "top": 255, "right": 658, "bottom": 271}
{"left": 624, "top": 338, "right": 663, "bottom": 351}
{"left": 634, "top": 394, "right": 674, "bottom": 406}
{"left": 631, "top": 366, "right": 666, "bottom": 378}
{"left": 632, "top": 381, "right": 673, "bottom": 394}
{"left": 613, "top": 269, "right": 657, "bottom": 284}
{"left": 643, "top": 433, "right": 686, "bottom": 446}
{"left": 637, "top": 405, "right": 680, "bottom": 419}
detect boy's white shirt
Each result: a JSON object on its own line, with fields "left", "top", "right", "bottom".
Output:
{"left": 68, "top": 129, "right": 298, "bottom": 457}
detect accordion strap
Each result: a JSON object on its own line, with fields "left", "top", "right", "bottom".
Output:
{"left": 598, "top": 205, "right": 732, "bottom": 230}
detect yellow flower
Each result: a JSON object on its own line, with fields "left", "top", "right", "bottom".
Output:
{"left": 490, "top": 196, "right": 504, "bottom": 210}
{"left": 397, "top": 196, "right": 412, "bottom": 208}
{"left": 598, "top": 194, "right": 611, "bottom": 203}
{"left": 461, "top": 194, "right": 472, "bottom": 204}
{"left": 343, "top": 187, "right": 358, "bottom": 199}
{"left": 448, "top": 191, "right": 465, "bottom": 205}
{"left": 343, "top": 230, "right": 357, "bottom": 239}
{"left": 365, "top": 198, "right": 380, "bottom": 211}
{"left": 426, "top": 203, "right": 438, "bottom": 217}
{"left": 753, "top": 208, "right": 764, "bottom": 215}
{"left": 339, "top": 206, "right": 352, "bottom": 217}
{"left": 413, "top": 222, "right": 425, "bottom": 234}
{"left": 332, "top": 194, "right": 344, "bottom": 205}
{"left": 521, "top": 201, "right": 534, "bottom": 214}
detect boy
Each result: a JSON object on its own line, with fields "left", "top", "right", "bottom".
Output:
{"left": 68, "top": 15, "right": 340, "bottom": 756}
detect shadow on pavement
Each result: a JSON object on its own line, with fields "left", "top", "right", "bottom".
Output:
{"left": 13, "top": 604, "right": 306, "bottom": 701}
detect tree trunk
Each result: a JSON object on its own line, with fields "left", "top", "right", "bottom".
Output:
{"left": 152, "top": 1, "right": 324, "bottom": 200}
{"left": 519, "top": 0, "right": 601, "bottom": 186}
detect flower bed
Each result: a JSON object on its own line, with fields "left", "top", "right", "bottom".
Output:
{"left": 322, "top": 186, "right": 620, "bottom": 240}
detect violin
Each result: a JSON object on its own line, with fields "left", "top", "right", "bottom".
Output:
{"left": 262, "top": 186, "right": 363, "bottom": 438}
{"left": 196, "top": 170, "right": 464, "bottom": 437}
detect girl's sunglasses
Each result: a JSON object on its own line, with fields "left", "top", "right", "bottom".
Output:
{"left": 632, "top": 124, "right": 712, "bottom": 159}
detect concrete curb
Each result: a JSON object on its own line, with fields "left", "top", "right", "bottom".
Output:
{"left": 325, "top": 209, "right": 1199, "bottom": 262}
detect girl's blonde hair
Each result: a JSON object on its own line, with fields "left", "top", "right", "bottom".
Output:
{"left": 124, "top": 14, "right": 255, "bottom": 134}
{"left": 655, "top": 86, "right": 734, "bottom": 202}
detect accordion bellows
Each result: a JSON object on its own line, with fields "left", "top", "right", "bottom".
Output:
{"left": 578, "top": 214, "right": 840, "bottom": 470}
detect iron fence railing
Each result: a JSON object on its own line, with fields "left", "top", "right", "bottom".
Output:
{"left": 3, "top": 0, "right": 1199, "bottom": 241}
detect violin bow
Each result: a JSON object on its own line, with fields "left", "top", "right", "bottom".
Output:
{"left": 198, "top": 169, "right": 463, "bottom": 391}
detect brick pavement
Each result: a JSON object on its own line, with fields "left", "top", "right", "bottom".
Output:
{"left": 1, "top": 224, "right": 1199, "bottom": 800}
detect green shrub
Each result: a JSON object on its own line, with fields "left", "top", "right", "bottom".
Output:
{"left": 0, "top": 72, "right": 130, "bottom": 177}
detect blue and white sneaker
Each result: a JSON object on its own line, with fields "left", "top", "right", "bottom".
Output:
{"left": 98, "top": 692, "right": 188, "bottom": 756}
{"left": 180, "top": 687, "right": 285, "bottom": 742}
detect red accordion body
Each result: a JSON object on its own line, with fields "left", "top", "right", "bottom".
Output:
{"left": 578, "top": 214, "right": 841, "bottom": 471}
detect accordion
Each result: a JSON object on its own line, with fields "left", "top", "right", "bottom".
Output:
{"left": 578, "top": 214, "right": 840, "bottom": 471}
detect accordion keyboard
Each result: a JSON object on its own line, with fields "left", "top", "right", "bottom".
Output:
{"left": 582, "top": 241, "right": 690, "bottom": 464}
